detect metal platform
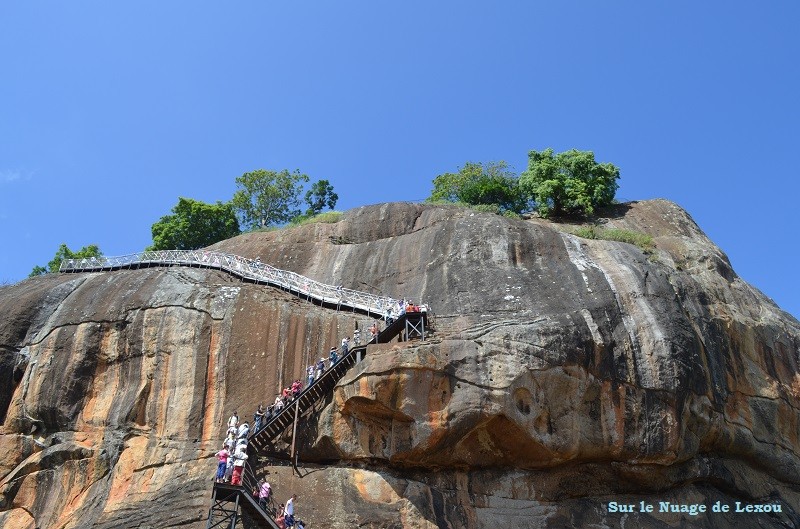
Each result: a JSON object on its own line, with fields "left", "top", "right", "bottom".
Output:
{"left": 207, "top": 483, "right": 280, "bottom": 529}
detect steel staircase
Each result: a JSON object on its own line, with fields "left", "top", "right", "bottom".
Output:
{"left": 248, "top": 312, "right": 426, "bottom": 455}
{"left": 206, "top": 312, "right": 428, "bottom": 529}
{"left": 207, "top": 311, "right": 428, "bottom": 528}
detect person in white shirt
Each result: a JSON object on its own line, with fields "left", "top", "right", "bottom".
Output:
{"left": 237, "top": 422, "right": 249, "bottom": 440}
{"left": 284, "top": 494, "right": 297, "bottom": 527}
{"left": 231, "top": 447, "right": 248, "bottom": 486}
{"left": 228, "top": 411, "right": 239, "bottom": 429}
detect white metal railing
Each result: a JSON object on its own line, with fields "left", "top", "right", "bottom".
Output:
{"left": 59, "top": 250, "right": 423, "bottom": 318}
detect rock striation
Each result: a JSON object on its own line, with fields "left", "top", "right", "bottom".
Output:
{"left": 1, "top": 199, "right": 799, "bottom": 528}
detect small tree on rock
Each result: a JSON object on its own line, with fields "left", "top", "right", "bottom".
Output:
{"left": 232, "top": 169, "right": 309, "bottom": 229}
{"left": 148, "top": 198, "right": 240, "bottom": 251}
{"left": 30, "top": 243, "right": 103, "bottom": 276}
{"left": 304, "top": 179, "right": 338, "bottom": 215}
{"left": 428, "top": 161, "right": 528, "bottom": 213}
{"left": 519, "top": 148, "right": 620, "bottom": 218}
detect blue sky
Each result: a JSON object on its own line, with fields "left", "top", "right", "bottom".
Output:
{"left": 1, "top": 2, "right": 798, "bottom": 319}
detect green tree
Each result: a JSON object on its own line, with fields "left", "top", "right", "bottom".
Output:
{"left": 428, "top": 161, "right": 528, "bottom": 213}
{"left": 148, "top": 197, "right": 240, "bottom": 251}
{"left": 30, "top": 243, "right": 103, "bottom": 276}
{"left": 519, "top": 148, "right": 620, "bottom": 218}
{"left": 304, "top": 179, "right": 338, "bottom": 215}
{"left": 232, "top": 169, "right": 309, "bottom": 229}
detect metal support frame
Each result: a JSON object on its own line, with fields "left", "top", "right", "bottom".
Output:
{"left": 206, "top": 488, "right": 240, "bottom": 529}
{"left": 404, "top": 315, "right": 426, "bottom": 341}
{"left": 290, "top": 399, "right": 300, "bottom": 476}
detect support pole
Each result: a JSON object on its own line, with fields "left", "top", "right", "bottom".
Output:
{"left": 290, "top": 399, "right": 300, "bottom": 476}
{"left": 231, "top": 494, "right": 240, "bottom": 529}
{"left": 205, "top": 488, "right": 218, "bottom": 529}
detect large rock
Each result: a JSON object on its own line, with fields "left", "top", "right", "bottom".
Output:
{"left": 1, "top": 200, "right": 798, "bottom": 528}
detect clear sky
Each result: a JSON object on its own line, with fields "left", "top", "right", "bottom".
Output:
{"left": 1, "top": 2, "right": 798, "bottom": 319}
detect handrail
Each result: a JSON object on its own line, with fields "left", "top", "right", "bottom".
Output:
{"left": 240, "top": 461, "right": 276, "bottom": 514}
{"left": 250, "top": 337, "right": 372, "bottom": 443}
{"left": 248, "top": 312, "right": 424, "bottom": 451}
{"left": 59, "top": 249, "right": 428, "bottom": 318}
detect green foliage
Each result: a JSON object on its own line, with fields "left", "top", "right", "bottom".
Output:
{"left": 469, "top": 203, "right": 502, "bottom": 214}
{"left": 427, "top": 161, "right": 529, "bottom": 213}
{"left": 30, "top": 243, "right": 103, "bottom": 276}
{"left": 232, "top": 169, "right": 309, "bottom": 229}
{"left": 305, "top": 179, "right": 338, "bottom": 215}
{"left": 148, "top": 198, "right": 240, "bottom": 251}
{"left": 290, "top": 211, "right": 343, "bottom": 227}
{"left": 572, "top": 226, "right": 600, "bottom": 239}
{"left": 572, "top": 226, "right": 654, "bottom": 254}
{"left": 519, "top": 148, "right": 620, "bottom": 218}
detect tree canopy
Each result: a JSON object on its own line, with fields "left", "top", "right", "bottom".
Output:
{"left": 232, "top": 169, "right": 309, "bottom": 229}
{"left": 428, "top": 161, "right": 529, "bottom": 213}
{"left": 304, "top": 179, "right": 338, "bottom": 215}
{"left": 148, "top": 198, "right": 240, "bottom": 251}
{"left": 30, "top": 243, "right": 103, "bottom": 276}
{"left": 519, "top": 148, "right": 620, "bottom": 217}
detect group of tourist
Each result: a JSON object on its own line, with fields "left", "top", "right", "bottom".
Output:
{"left": 383, "top": 299, "right": 425, "bottom": 325}
{"left": 251, "top": 481, "right": 304, "bottom": 528}
{"left": 252, "top": 334, "right": 362, "bottom": 431}
{"left": 305, "top": 340, "right": 344, "bottom": 387}
{"left": 215, "top": 413, "right": 305, "bottom": 527}
{"left": 274, "top": 494, "right": 304, "bottom": 529}
{"left": 215, "top": 411, "right": 251, "bottom": 485}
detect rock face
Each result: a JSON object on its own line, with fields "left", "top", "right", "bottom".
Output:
{"left": 1, "top": 200, "right": 799, "bottom": 528}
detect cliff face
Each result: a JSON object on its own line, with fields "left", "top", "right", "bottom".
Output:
{"left": 1, "top": 200, "right": 799, "bottom": 528}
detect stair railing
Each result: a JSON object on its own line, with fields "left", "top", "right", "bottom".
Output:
{"left": 59, "top": 249, "right": 430, "bottom": 318}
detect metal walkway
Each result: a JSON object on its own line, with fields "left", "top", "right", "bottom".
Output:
{"left": 59, "top": 249, "right": 411, "bottom": 319}
{"left": 207, "top": 483, "right": 280, "bottom": 529}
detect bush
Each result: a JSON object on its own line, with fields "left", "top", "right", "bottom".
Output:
{"left": 427, "top": 161, "right": 530, "bottom": 214}
{"left": 469, "top": 204, "right": 502, "bottom": 215}
{"left": 148, "top": 198, "right": 240, "bottom": 251}
{"left": 290, "top": 211, "right": 342, "bottom": 226}
{"left": 30, "top": 243, "right": 103, "bottom": 276}
{"left": 572, "top": 226, "right": 654, "bottom": 254}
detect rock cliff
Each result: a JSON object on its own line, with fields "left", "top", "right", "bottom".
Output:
{"left": 1, "top": 200, "right": 798, "bottom": 528}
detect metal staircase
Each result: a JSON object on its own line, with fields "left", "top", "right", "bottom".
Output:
{"left": 248, "top": 311, "right": 427, "bottom": 456}
{"left": 207, "top": 311, "right": 428, "bottom": 528}
{"left": 207, "top": 481, "right": 280, "bottom": 529}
